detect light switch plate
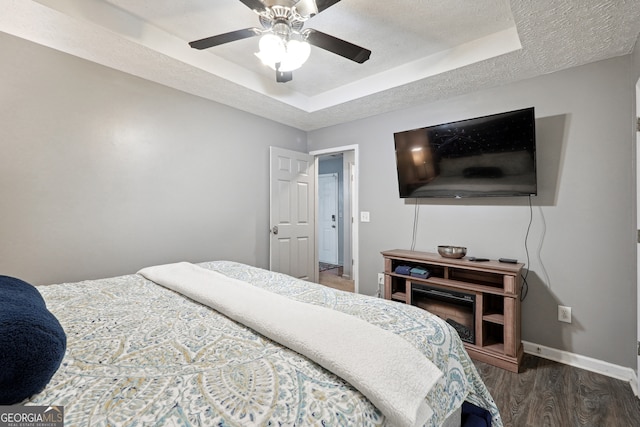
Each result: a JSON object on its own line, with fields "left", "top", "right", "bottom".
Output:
{"left": 360, "top": 211, "right": 370, "bottom": 222}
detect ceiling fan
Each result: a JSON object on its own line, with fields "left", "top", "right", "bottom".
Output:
{"left": 188, "top": 0, "right": 372, "bottom": 83}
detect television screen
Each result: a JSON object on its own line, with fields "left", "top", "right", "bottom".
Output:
{"left": 393, "top": 107, "right": 537, "bottom": 198}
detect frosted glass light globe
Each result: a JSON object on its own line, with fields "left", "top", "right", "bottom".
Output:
{"left": 256, "top": 34, "right": 286, "bottom": 65}
{"left": 278, "top": 39, "right": 311, "bottom": 72}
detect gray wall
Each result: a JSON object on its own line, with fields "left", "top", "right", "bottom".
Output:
{"left": 308, "top": 55, "right": 637, "bottom": 369}
{"left": 0, "top": 33, "right": 306, "bottom": 285}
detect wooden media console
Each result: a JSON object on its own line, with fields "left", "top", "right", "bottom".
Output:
{"left": 382, "top": 249, "right": 524, "bottom": 372}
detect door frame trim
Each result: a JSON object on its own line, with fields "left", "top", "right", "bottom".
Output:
{"left": 635, "top": 77, "right": 639, "bottom": 397}
{"left": 310, "top": 145, "right": 359, "bottom": 293}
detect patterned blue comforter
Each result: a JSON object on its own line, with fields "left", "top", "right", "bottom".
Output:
{"left": 30, "top": 261, "right": 502, "bottom": 426}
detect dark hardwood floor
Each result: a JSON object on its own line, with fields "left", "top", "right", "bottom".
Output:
{"left": 474, "top": 354, "right": 640, "bottom": 426}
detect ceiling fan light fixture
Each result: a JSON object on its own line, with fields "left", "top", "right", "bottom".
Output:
{"left": 256, "top": 33, "right": 286, "bottom": 64}
{"left": 256, "top": 34, "right": 310, "bottom": 72}
{"left": 278, "top": 39, "right": 311, "bottom": 71}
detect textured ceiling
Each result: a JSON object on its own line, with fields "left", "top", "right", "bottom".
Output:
{"left": 2, "top": 0, "right": 640, "bottom": 131}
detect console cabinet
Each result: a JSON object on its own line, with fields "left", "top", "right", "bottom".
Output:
{"left": 382, "top": 249, "right": 523, "bottom": 372}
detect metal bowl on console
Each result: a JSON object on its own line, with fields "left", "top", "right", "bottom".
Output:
{"left": 438, "top": 245, "right": 467, "bottom": 259}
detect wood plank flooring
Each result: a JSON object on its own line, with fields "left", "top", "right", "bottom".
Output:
{"left": 318, "top": 266, "right": 355, "bottom": 293}
{"left": 474, "top": 353, "right": 640, "bottom": 426}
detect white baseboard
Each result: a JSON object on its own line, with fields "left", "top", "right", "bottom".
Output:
{"left": 522, "top": 341, "right": 638, "bottom": 396}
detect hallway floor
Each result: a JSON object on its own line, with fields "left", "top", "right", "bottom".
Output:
{"left": 318, "top": 266, "right": 354, "bottom": 293}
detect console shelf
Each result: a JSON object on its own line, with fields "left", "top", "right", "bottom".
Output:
{"left": 382, "top": 249, "right": 523, "bottom": 372}
{"left": 483, "top": 313, "right": 505, "bottom": 324}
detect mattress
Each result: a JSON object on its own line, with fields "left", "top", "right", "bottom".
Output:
{"left": 29, "top": 261, "right": 502, "bottom": 426}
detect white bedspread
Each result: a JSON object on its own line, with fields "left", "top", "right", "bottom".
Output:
{"left": 138, "top": 262, "right": 443, "bottom": 427}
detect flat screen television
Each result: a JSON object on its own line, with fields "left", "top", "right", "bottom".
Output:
{"left": 393, "top": 107, "right": 537, "bottom": 198}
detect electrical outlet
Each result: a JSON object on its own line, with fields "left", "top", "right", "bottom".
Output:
{"left": 558, "top": 305, "right": 572, "bottom": 323}
{"left": 377, "top": 273, "right": 385, "bottom": 286}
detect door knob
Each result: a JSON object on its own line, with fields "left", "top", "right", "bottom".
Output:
{"left": 271, "top": 225, "right": 279, "bottom": 235}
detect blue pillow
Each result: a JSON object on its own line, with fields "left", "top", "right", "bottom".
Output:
{"left": 0, "top": 275, "right": 67, "bottom": 404}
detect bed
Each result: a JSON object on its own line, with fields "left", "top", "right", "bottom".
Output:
{"left": 19, "top": 260, "right": 502, "bottom": 426}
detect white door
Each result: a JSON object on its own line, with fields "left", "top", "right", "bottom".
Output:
{"left": 269, "top": 147, "right": 316, "bottom": 282}
{"left": 319, "top": 173, "right": 339, "bottom": 265}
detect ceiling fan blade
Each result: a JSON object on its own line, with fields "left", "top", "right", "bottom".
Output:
{"left": 189, "top": 28, "right": 259, "bottom": 50}
{"left": 306, "top": 29, "right": 371, "bottom": 63}
{"left": 314, "top": 0, "right": 342, "bottom": 14}
{"left": 237, "top": 0, "right": 267, "bottom": 13}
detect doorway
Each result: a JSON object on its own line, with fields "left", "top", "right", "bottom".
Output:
{"left": 318, "top": 172, "right": 339, "bottom": 265}
{"left": 311, "top": 146, "right": 359, "bottom": 293}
